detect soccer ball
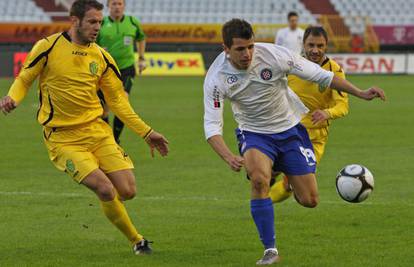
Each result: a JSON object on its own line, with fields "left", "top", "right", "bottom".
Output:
{"left": 336, "top": 164, "right": 374, "bottom": 203}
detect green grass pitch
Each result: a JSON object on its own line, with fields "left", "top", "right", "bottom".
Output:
{"left": 0, "top": 75, "right": 413, "bottom": 266}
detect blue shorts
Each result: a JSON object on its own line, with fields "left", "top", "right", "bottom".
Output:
{"left": 236, "top": 124, "right": 316, "bottom": 176}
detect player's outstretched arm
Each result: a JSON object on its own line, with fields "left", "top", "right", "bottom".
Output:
{"left": 0, "top": 96, "right": 17, "bottom": 115}
{"left": 207, "top": 135, "right": 244, "bottom": 172}
{"left": 330, "top": 76, "right": 386, "bottom": 101}
{"left": 145, "top": 131, "right": 169, "bottom": 157}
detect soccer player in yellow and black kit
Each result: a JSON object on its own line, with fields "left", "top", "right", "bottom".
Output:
{"left": 0, "top": 0, "right": 168, "bottom": 255}
{"left": 270, "top": 26, "right": 349, "bottom": 202}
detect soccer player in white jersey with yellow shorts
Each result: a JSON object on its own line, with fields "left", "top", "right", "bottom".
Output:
{"left": 0, "top": 0, "right": 168, "bottom": 255}
{"left": 204, "top": 19, "right": 385, "bottom": 265}
{"left": 270, "top": 26, "right": 349, "bottom": 202}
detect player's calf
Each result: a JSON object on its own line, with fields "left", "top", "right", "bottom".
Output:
{"left": 294, "top": 192, "right": 319, "bottom": 208}
{"left": 288, "top": 173, "right": 319, "bottom": 208}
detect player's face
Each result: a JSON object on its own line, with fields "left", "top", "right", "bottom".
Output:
{"left": 109, "top": 0, "right": 125, "bottom": 18}
{"left": 288, "top": 16, "right": 298, "bottom": 30}
{"left": 76, "top": 8, "right": 103, "bottom": 44}
{"left": 224, "top": 38, "right": 255, "bottom": 70}
{"left": 304, "top": 35, "right": 327, "bottom": 65}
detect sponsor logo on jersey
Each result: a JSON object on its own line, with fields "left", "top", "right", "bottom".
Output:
{"left": 213, "top": 86, "right": 220, "bottom": 108}
{"left": 72, "top": 51, "right": 87, "bottom": 56}
{"left": 287, "top": 60, "right": 304, "bottom": 72}
{"left": 89, "top": 61, "right": 98, "bottom": 75}
{"left": 260, "top": 68, "right": 273, "bottom": 80}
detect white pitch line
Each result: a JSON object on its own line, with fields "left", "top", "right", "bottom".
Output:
{"left": 0, "top": 191, "right": 413, "bottom": 207}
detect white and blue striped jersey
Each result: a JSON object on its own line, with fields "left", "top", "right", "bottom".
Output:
{"left": 203, "top": 43, "right": 334, "bottom": 140}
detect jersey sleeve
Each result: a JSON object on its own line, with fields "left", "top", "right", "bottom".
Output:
{"left": 204, "top": 77, "right": 225, "bottom": 140}
{"left": 326, "top": 67, "right": 349, "bottom": 119}
{"left": 280, "top": 48, "right": 334, "bottom": 89}
{"left": 7, "top": 38, "right": 49, "bottom": 103}
{"left": 99, "top": 49, "right": 153, "bottom": 138}
{"left": 131, "top": 16, "right": 146, "bottom": 41}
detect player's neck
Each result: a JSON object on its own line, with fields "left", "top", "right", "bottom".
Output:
{"left": 318, "top": 56, "right": 327, "bottom": 66}
{"left": 110, "top": 14, "right": 123, "bottom": 21}
{"left": 228, "top": 58, "right": 249, "bottom": 71}
{"left": 67, "top": 28, "right": 90, "bottom": 47}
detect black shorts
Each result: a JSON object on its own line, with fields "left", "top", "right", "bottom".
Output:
{"left": 98, "top": 65, "right": 136, "bottom": 104}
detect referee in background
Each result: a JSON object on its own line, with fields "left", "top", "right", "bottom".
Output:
{"left": 97, "top": 0, "right": 147, "bottom": 144}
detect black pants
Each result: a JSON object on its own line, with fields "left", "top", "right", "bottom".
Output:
{"left": 98, "top": 65, "right": 136, "bottom": 102}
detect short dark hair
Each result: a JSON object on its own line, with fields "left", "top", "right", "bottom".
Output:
{"left": 287, "top": 11, "right": 299, "bottom": 20}
{"left": 107, "top": 0, "right": 125, "bottom": 6}
{"left": 70, "top": 0, "right": 104, "bottom": 20}
{"left": 303, "top": 26, "right": 328, "bottom": 43}
{"left": 222, "top": 19, "right": 254, "bottom": 48}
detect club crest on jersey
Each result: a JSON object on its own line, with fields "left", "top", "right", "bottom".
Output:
{"left": 226, "top": 75, "right": 238, "bottom": 84}
{"left": 260, "top": 68, "right": 272, "bottom": 80}
{"left": 89, "top": 61, "right": 98, "bottom": 75}
{"left": 66, "top": 159, "right": 76, "bottom": 173}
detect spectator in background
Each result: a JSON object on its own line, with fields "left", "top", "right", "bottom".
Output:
{"left": 275, "top": 11, "right": 305, "bottom": 55}
{"left": 97, "top": 0, "right": 147, "bottom": 144}
{"left": 351, "top": 34, "right": 364, "bottom": 53}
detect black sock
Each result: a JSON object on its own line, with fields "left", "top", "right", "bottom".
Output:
{"left": 113, "top": 116, "right": 124, "bottom": 142}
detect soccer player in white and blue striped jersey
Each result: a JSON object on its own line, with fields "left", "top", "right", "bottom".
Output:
{"left": 203, "top": 19, "right": 385, "bottom": 265}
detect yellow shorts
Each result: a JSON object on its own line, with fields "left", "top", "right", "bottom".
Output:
{"left": 43, "top": 119, "right": 134, "bottom": 183}
{"left": 306, "top": 127, "right": 329, "bottom": 163}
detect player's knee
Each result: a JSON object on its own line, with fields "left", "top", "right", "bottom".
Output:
{"left": 119, "top": 187, "right": 136, "bottom": 200}
{"left": 300, "top": 194, "right": 319, "bottom": 208}
{"left": 249, "top": 172, "right": 270, "bottom": 195}
{"left": 96, "top": 182, "right": 116, "bottom": 201}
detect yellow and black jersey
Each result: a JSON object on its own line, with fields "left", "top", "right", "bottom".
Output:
{"left": 8, "top": 32, "right": 152, "bottom": 138}
{"left": 288, "top": 57, "right": 349, "bottom": 129}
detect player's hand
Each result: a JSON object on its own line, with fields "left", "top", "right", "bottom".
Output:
{"left": 0, "top": 96, "right": 17, "bottom": 115}
{"left": 311, "top": 109, "right": 330, "bottom": 125}
{"left": 138, "top": 58, "right": 147, "bottom": 75}
{"left": 359, "top": 87, "right": 386, "bottom": 101}
{"left": 145, "top": 131, "right": 169, "bottom": 157}
{"left": 225, "top": 154, "right": 244, "bottom": 172}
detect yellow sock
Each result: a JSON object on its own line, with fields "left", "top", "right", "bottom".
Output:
{"left": 100, "top": 197, "right": 143, "bottom": 245}
{"left": 269, "top": 180, "right": 292, "bottom": 203}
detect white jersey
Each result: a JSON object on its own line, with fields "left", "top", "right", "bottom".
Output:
{"left": 275, "top": 27, "right": 305, "bottom": 55}
{"left": 203, "top": 43, "right": 334, "bottom": 140}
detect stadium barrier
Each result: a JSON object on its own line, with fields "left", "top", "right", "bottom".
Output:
{"left": 135, "top": 53, "right": 205, "bottom": 76}
{"left": 408, "top": 54, "right": 414, "bottom": 74}
{"left": 3, "top": 52, "right": 414, "bottom": 78}
{"left": 0, "top": 23, "right": 299, "bottom": 44}
{"left": 329, "top": 54, "right": 408, "bottom": 74}
{"left": 373, "top": 26, "right": 414, "bottom": 46}
{"left": 9, "top": 52, "right": 205, "bottom": 77}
